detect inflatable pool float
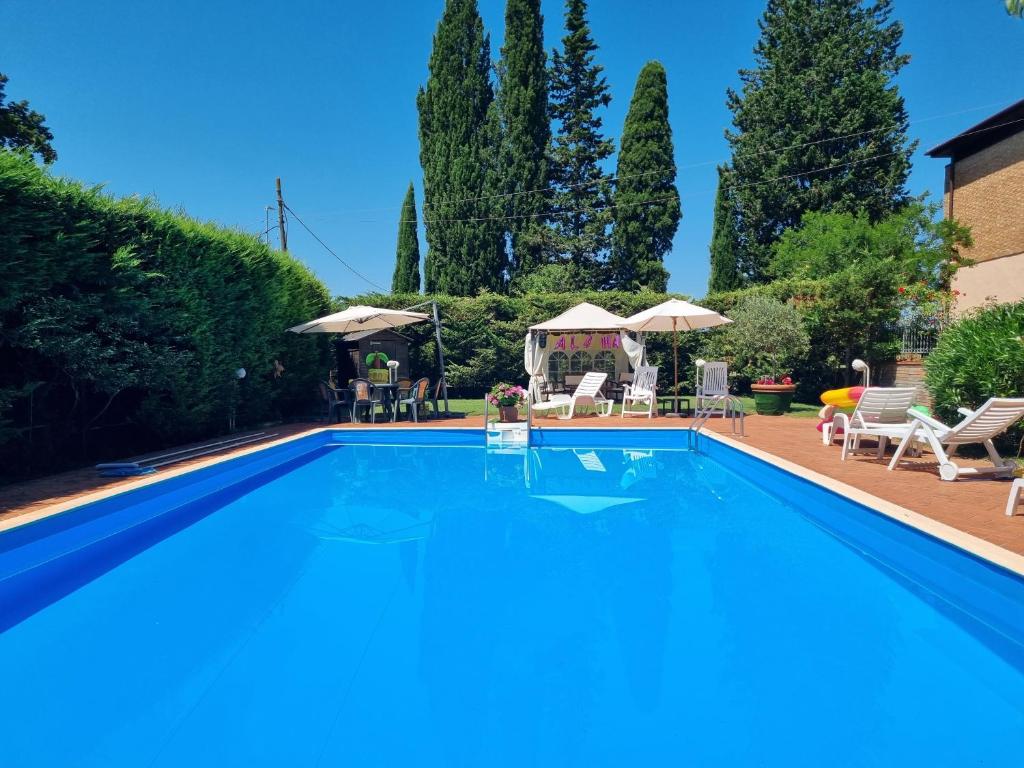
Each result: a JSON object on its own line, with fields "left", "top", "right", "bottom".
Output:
{"left": 820, "top": 386, "right": 865, "bottom": 409}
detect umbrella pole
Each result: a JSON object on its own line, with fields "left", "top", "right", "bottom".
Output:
{"left": 673, "top": 317, "right": 679, "bottom": 396}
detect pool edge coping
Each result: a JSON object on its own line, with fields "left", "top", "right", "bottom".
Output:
{"left": 3, "top": 423, "right": 1023, "bottom": 579}
{"left": 702, "top": 429, "right": 1024, "bottom": 577}
{"left": 0, "top": 426, "right": 335, "bottom": 534}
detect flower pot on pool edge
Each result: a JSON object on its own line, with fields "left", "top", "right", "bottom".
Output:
{"left": 499, "top": 405, "right": 519, "bottom": 423}
{"left": 750, "top": 383, "right": 797, "bottom": 415}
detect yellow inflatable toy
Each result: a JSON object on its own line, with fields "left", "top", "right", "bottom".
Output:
{"left": 819, "top": 386, "right": 864, "bottom": 409}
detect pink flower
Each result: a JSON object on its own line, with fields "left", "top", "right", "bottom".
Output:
{"left": 782, "top": 376, "right": 793, "bottom": 385}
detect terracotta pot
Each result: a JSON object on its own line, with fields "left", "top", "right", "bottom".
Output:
{"left": 499, "top": 405, "right": 520, "bottom": 423}
{"left": 750, "top": 383, "right": 797, "bottom": 415}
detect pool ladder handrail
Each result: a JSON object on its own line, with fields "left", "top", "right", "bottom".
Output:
{"left": 482, "top": 390, "right": 534, "bottom": 448}
{"left": 690, "top": 394, "right": 746, "bottom": 448}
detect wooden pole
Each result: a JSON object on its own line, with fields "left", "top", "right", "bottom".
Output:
{"left": 276, "top": 177, "right": 288, "bottom": 252}
{"left": 673, "top": 317, "right": 679, "bottom": 396}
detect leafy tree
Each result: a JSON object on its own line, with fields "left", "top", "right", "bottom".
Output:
{"left": 1008, "top": 0, "right": 1024, "bottom": 18}
{"left": 708, "top": 167, "right": 744, "bottom": 291}
{"left": 725, "top": 294, "right": 810, "bottom": 380}
{"left": 609, "top": 61, "right": 680, "bottom": 291}
{"left": 725, "top": 0, "right": 914, "bottom": 281}
{"left": 0, "top": 73, "right": 56, "bottom": 163}
{"left": 547, "top": 0, "right": 614, "bottom": 286}
{"left": 417, "top": 0, "right": 505, "bottom": 295}
{"left": 769, "top": 203, "right": 972, "bottom": 284}
{"left": 392, "top": 183, "right": 421, "bottom": 293}
{"left": 495, "top": 0, "right": 550, "bottom": 278}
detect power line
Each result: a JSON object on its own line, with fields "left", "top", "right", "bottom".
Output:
{"left": 292, "top": 99, "right": 1018, "bottom": 220}
{"left": 283, "top": 203, "right": 389, "bottom": 292}
{"left": 399, "top": 150, "right": 900, "bottom": 225}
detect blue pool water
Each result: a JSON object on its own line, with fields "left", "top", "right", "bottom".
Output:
{"left": 1, "top": 430, "right": 1023, "bottom": 766}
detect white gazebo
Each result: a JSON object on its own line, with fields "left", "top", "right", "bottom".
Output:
{"left": 524, "top": 302, "right": 646, "bottom": 402}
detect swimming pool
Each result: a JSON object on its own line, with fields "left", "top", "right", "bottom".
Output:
{"left": 1, "top": 428, "right": 1023, "bottom": 766}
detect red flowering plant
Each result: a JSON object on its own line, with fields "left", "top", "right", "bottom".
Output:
{"left": 487, "top": 383, "right": 527, "bottom": 408}
{"left": 756, "top": 375, "right": 793, "bottom": 386}
{"left": 897, "top": 281, "right": 958, "bottom": 329}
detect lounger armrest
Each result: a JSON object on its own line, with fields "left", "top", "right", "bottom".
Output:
{"left": 906, "top": 408, "right": 947, "bottom": 431}
{"left": 956, "top": 406, "right": 975, "bottom": 417}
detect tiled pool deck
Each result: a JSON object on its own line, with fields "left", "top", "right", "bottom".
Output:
{"left": 1, "top": 412, "right": 1021, "bottom": 558}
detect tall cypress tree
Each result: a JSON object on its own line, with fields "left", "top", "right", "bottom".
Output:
{"left": 609, "top": 61, "right": 679, "bottom": 291}
{"left": 392, "top": 183, "right": 421, "bottom": 293}
{"left": 547, "top": 0, "right": 614, "bottom": 287}
{"left": 496, "top": 0, "right": 549, "bottom": 279}
{"left": 708, "top": 167, "right": 744, "bottom": 292}
{"left": 417, "top": 0, "right": 505, "bottom": 295}
{"left": 726, "top": 0, "right": 914, "bottom": 281}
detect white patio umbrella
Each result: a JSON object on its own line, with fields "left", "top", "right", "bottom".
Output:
{"left": 287, "top": 305, "right": 430, "bottom": 334}
{"left": 619, "top": 298, "right": 732, "bottom": 398}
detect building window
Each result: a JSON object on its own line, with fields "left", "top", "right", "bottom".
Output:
{"left": 593, "top": 351, "right": 615, "bottom": 373}
{"left": 548, "top": 351, "right": 569, "bottom": 383}
{"left": 569, "top": 350, "right": 592, "bottom": 373}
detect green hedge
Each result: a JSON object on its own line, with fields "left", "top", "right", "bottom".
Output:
{"left": 925, "top": 301, "right": 1024, "bottom": 454}
{"left": 0, "top": 151, "right": 330, "bottom": 481}
{"left": 342, "top": 275, "right": 900, "bottom": 402}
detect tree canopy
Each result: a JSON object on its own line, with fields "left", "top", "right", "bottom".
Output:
{"left": 0, "top": 73, "right": 57, "bottom": 163}
{"left": 722, "top": 0, "right": 914, "bottom": 282}
{"left": 495, "top": 0, "right": 550, "bottom": 279}
{"left": 417, "top": 0, "right": 505, "bottom": 295}
{"left": 546, "top": 0, "right": 615, "bottom": 287}
{"left": 392, "top": 183, "right": 421, "bottom": 293}
{"left": 609, "top": 61, "right": 679, "bottom": 291}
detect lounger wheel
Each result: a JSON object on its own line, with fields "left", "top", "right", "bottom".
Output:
{"left": 938, "top": 461, "right": 959, "bottom": 482}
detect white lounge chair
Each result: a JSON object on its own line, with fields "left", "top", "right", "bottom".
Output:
{"left": 696, "top": 361, "right": 729, "bottom": 416}
{"left": 1006, "top": 478, "right": 1023, "bottom": 517}
{"left": 621, "top": 365, "right": 658, "bottom": 418}
{"left": 887, "top": 397, "right": 1024, "bottom": 481}
{"left": 837, "top": 387, "right": 919, "bottom": 459}
{"left": 532, "top": 371, "right": 614, "bottom": 420}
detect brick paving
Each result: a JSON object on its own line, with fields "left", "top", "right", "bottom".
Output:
{"left": 1, "top": 412, "right": 1021, "bottom": 556}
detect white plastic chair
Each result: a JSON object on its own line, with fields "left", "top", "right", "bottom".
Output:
{"left": 837, "top": 387, "right": 919, "bottom": 459}
{"left": 1006, "top": 478, "right": 1023, "bottom": 517}
{"left": 531, "top": 371, "right": 614, "bottom": 420}
{"left": 887, "top": 397, "right": 1024, "bottom": 481}
{"left": 696, "top": 361, "right": 729, "bottom": 416}
{"left": 621, "top": 365, "right": 658, "bottom": 418}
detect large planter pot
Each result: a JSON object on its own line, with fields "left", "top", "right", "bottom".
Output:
{"left": 750, "top": 383, "right": 797, "bottom": 416}
{"left": 499, "top": 405, "right": 520, "bottom": 423}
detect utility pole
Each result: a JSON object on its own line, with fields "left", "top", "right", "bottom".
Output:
{"left": 276, "top": 177, "right": 288, "bottom": 252}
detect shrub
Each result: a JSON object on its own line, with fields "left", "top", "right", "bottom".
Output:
{"left": 718, "top": 294, "right": 809, "bottom": 382}
{"left": 925, "top": 301, "right": 1024, "bottom": 455}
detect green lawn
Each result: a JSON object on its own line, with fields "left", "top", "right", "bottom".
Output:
{"left": 443, "top": 396, "right": 821, "bottom": 419}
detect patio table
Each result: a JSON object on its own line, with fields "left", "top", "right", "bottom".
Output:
{"left": 373, "top": 382, "right": 401, "bottom": 422}
{"left": 657, "top": 395, "right": 692, "bottom": 418}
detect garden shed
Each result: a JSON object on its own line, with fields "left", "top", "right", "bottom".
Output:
{"left": 338, "top": 329, "right": 411, "bottom": 382}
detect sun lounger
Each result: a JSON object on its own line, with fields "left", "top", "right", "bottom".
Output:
{"left": 887, "top": 397, "right": 1024, "bottom": 481}
{"left": 532, "top": 371, "right": 614, "bottom": 420}
{"left": 838, "top": 387, "right": 919, "bottom": 460}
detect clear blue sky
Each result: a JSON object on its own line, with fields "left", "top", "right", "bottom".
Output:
{"left": 5, "top": 1, "right": 1022, "bottom": 299}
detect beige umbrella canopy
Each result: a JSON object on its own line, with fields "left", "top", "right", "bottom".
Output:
{"left": 619, "top": 299, "right": 732, "bottom": 396}
{"left": 287, "top": 305, "right": 430, "bottom": 334}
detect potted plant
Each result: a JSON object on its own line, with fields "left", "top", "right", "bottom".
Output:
{"left": 487, "top": 382, "right": 527, "bottom": 423}
{"left": 366, "top": 351, "right": 390, "bottom": 383}
{"left": 726, "top": 295, "right": 810, "bottom": 415}
{"left": 751, "top": 375, "right": 796, "bottom": 416}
